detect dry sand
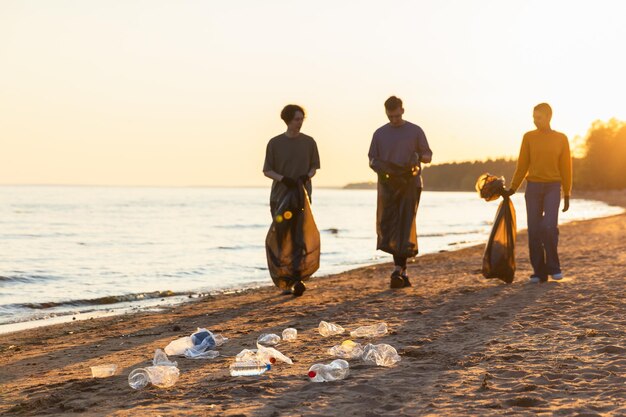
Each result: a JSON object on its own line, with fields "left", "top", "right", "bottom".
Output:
{"left": 1, "top": 191, "right": 625, "bottom": 416}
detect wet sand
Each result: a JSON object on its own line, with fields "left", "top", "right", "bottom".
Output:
{"left": 1, "top": 190, "right": 625, "bottom": 416}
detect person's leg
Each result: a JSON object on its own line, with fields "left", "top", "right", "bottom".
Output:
{"left": 525, "top": 182, "right": 547, "bottom": 281}
{"left": 541, "top": 182, "right": 562, "bottom": 276}
{"left": 391, "top": 255, "right": 407, "bottom": 288}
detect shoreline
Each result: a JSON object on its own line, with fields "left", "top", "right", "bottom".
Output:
{"left": 1, "top": 190, "right": 625, "bottom": 416}
{"left": 1, "top": 192, "right": 623, "bottom": 336}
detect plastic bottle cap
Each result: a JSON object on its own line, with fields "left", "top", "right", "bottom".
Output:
{"left": 308, "top": 371, "right": 317, "bottom": 378}
{"left": 265, "top": 364, "right": 271, "bottom": 371}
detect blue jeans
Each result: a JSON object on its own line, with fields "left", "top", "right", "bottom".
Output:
{"left": 525, "top": 181, "right": 562, "bottom": 279}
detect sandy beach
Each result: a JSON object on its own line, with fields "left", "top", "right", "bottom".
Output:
{"left": 1, "top": 190, "right": 625, "bottom": 417}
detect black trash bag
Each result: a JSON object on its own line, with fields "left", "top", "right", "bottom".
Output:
{"left": 475, "top": 173, "right": 505, "bottom": 201}
{"left": 476, "top": 173, "right": 517, "bottom": 283}
{"left": 371, "top": 156, "right": 420, "bottom": 257}
{"left": 265, "top": 181, "right": 320, "bottom": 290}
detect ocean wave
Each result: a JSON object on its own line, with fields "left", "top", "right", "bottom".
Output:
{"left": 214, "top": 224, "right": 266, "bottom": 229}
{"left": 0, "top": 274, "right": 59, "bottom": 284}
{"left": 420, "top": 230, "right": 484, "bottom": 238}
{"left": 13, "top": 290, "right": 182, "bottom": 310}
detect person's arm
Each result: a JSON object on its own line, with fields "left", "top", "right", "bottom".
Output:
{"left": 263, "top": 170, "right": 284, "bottom": 182}
{"left": 560, "top": 134, "right": 572, "bottom": 212}
{"left": 508, "top": 135, "right": 530, "bottom": 193}
{"left": 416, "top": 128, "right": 432, "bottom": 164}
{"left": 368, "top": 133, "right": 382, "bottom": 173}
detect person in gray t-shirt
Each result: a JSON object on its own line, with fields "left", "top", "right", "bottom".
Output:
{"left": 368, "top": 96, "right": 432, "bottom": 289}
{"left": 263, "top": 105, "right": 320, "bottom": 214}
{"left": 263, "top": 104, "right": 320, "bottom": 296}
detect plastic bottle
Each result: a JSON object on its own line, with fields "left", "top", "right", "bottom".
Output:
{"left": 282, "top": 328, "right": 298, "bottom": 341}
{"left": 307, "top": 359, "right": 350, "bottom": 382}
{"left": 229, "top": 361, "right": 271, "bottom": 376}
{"left": 318, "top": 321, "right": 345, "bottom": 337}
{"left": 361, "top": 343, "right": 401, "bottom": 367}
{"left": 350, "top": 322, "right": 388, "bottom": 338}
{"left": 257, "top": 333, "right": 281, "bottom": 346}
{"left": 128, "top": 366, "right": 180, "bottom": 389}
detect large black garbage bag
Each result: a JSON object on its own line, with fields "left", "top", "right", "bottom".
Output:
{"left": 476, "top": 174, "right": 517, "bottom": 283}
{"left": 265, "top": 182, "right": 320, "bottom": 290}
{"left": 371, "top": 158, "right": 420, "bottom": 257}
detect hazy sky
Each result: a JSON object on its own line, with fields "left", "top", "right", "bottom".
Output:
{"left": 2, "top": 0, "right": 625, "bottom": 187}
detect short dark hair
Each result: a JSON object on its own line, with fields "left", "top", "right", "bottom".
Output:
{"left": 384, "top": 96, "right": 403, "bottom": 111}
{"left": 534, "top": 103, "right": 552, "bottom": 119}
{"left": 280, "top": 104, "right": 305, "bottom": 124}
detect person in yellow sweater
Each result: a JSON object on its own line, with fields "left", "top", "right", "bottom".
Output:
{"left": 504, "top": 103, "right": 572, "bottom": 284}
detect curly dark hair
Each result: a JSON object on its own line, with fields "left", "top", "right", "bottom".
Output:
{"left": 280, "top": 104, "right": 305, "bottom": 124}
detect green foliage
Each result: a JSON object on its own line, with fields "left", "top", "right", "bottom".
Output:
{"left": 574, "top": 119, "right": 626, "bottom": 190}
{"left": 421, "top": 159, "right": 517, "bottom": 191}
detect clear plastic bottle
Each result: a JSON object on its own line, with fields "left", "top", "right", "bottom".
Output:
{"left": 229, "top": 361, "right": 271, "bottom": 376}
{"left": 307, "top": 359, "right": 350, "bottom": 382}
{"left": 128, "top": 365, "right": 180, "bottom": 389}
{"left": 350, "top": 322, "right": 388, "bottom": 338}
{"left": 282, "top": 328, "right": 298, "bottom": 341}
{"left": 318, "top": 321, "right": 345, "bottom": 337}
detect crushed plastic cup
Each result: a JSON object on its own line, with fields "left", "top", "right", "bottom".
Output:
{"left": 362, "top": 343, "right": 401, "bottom": 367}
{"left": 91, "top": 364, "right": 117, "bottom": 378}
{"left": 257, "top": 333, "right": 281, "bottom": 346}
{"left": 282, "top": 328, "right": 297, "bottom": 341}
{"left": 350, "top": 322, "right": 388, "bottom": 338}
{"left": 153, "top": 349, "right": 178, "bottom": 367}
{"left": 318, "top": 321, "right": 345, "bottom": 337}
{"left": 328, "top": 340, "right": 364, "bottom": 359}
{"left": 128, "top": 365, "right": 180, "bottom": 389}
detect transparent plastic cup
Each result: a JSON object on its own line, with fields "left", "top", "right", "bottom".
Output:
{"left": 90, "top": 364, "right": 117, "bottom": 378}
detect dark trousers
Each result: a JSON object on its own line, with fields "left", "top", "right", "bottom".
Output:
{"left": 392, "top": 188, "right": 422, "bottom": 269}
{"left": 525, "top": 181, "right": 562, "bottom": 279}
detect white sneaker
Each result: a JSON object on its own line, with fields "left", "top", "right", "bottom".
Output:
{"left": 529, "top": 276, "right": 541, "bottom": 284}
{"left": 551, "top": 273, "right": 564, "bottom": 280}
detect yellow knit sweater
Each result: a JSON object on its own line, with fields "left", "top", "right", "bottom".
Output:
{"left": 510, "top": 129, "right": 572, "bottom": 196}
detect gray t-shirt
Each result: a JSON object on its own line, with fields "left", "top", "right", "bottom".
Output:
{"left": 368, "top": 121, "right": 432, "bottom": 188}
{"left": 263, "top": 133, "right": 320, "bottom": 203}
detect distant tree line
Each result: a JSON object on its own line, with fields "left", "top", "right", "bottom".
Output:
{"left": 346, "top": 119, "right": 626, "bottom": 192}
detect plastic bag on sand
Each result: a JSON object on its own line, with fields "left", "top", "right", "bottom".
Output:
{"left": 362, "top": 343, "right": 401, "bottom": 367}
{"left": 257, "top": 333, "right": 281, "bottom": 346}
{"left": 350, "top": 322, "right": 388, "bottom": 338}
{"left": 164, "top": 336, "right": 193, "bottom": 356}
{"left": 328, "top": 340, "right": 364, "bottom": 359}
{"left": 164, "top": 328, "right": 227, "bottom": 358}
{"left": 318, "top": 321, "right": 345, "bottom": 337}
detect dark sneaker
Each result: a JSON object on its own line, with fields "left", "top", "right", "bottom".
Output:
{"left": 401, "top": 273, "right": 412, "bottom": 287}
{"left": 390, "top": 271, "right": 404, "bottom": 289}
{"left": 293, "top": 281, "right": 306, "bottom": 297}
